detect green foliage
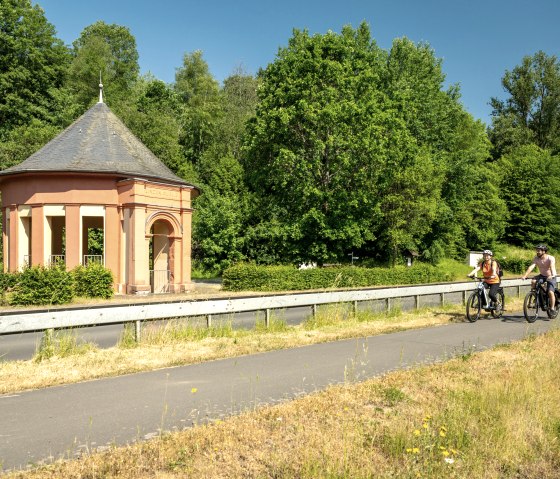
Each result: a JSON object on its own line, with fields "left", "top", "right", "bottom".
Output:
{"left": 222, "top": 263, "right": 450, "bottom": 292}
{"left": 68, "top": 21, "right": 139, "bottom": 107}
{"left": 0, "top": 270, "right": 19, "bottom": 305}
{"left": 243, "top": 24, "right": 502, "bottom": 265}
{"left": 117, "top": 76, "right": 186, "bottom": 174}
{"left": 489, "top": 51, "right": 560, "bottom": 157}
{"left": 244, "top": 24, "right": 389, "bottom": 264}
{"left": 34, "top": 328, "right": 97, "bottom": 362}
{"left": 10, "top": 265, "right": 74, "bottom": 306}
{"left": 0, "top": 0, "right": 71, "bottom": 136}
{"left": 174, "top": 50, "right": 221, "bottom": 164}
{"left": 497, "top": 145, "right": 560, "bottom": 248}
{"left": 72, "top": 263, "right": 114, "bottom": 299}
{"left": 192, "top": 192, "right": 247, "bottom": 273}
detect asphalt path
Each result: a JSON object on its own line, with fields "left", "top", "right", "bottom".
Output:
{"left": 0, "top": 311, "right": 557, "bottom": 472}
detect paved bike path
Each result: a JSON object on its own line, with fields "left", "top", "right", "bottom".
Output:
{"left": 0, "top": 313, "right": 557, "bottom": 471}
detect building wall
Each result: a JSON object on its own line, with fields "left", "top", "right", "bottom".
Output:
{"left": 0, "top": 173, "right": 197, "bottom": 294}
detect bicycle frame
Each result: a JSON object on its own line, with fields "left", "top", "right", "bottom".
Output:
{"left": 473, "top": 278, "right": 490, "bottom": 307}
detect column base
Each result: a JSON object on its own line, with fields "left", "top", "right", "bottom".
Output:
{"left": 127, "top": 284, "right": 152, "bottom": 295}
{"left": 168, "top": 283, "right": 194, "bottom": 293}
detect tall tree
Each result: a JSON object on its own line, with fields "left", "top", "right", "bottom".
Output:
{"left": 117, "top": 76, "right": 188, "bottom": 175}
{"left": 497, "top": 145, "right": 560, "bottom": 248}
{"left": 174, "top": 50, "right": 221, "bottom": 164}
{"left": 0, "top": 0, "right": 70, "bottom": 136}
{"left": 489, "top": 51, "right": 560, "bottom": 157}
{"left": 68, "top": 21, "right": 139, "bottom": 107}
{"left": 244, "top": 23, "right": 393, "bottom": 264}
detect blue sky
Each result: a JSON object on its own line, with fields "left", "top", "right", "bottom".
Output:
{"left": 35, "top": 0, "right": 559, "bottom": 125}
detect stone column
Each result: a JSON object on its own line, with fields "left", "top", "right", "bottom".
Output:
{"left": 104, "top": 205, "right": 120, "bottom": 291}
{"left": 180, "top": 208, "right": 193, "bottom": 289}
{"left": 8, "top": 206, "right": 18, "bottom": 272}
{"left": 65, "top": 205, "right": 81, "bottom": 269}
{"left": 126, "top": 205, "right": 151, "bottom": 294}
{"left": 31, "top": 205, "right": 45, "bottom": 267}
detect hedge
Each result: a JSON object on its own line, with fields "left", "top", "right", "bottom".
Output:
{"left": 498, "top": 257, "right": 533, "bottom": 275}
{"left": 4, "top": 263, "right": 114, "bottom": 306}
{"left": 72, "top": 263, "right": 114, "bottom": 299}
{"left": 222, "top": 263, "right": 451, "bottom": 292}
{"left": 10, "top": 265, "right": 74, "bottom": 306}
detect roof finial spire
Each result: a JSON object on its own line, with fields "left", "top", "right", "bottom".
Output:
{"left": 98, "top": 71, "right": 104, "bottom": 103}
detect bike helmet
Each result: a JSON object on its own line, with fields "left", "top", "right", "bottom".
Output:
{"left": 482, "top": 249, "right": 493, "bottom": 256}
{"left": 536, "top": 244, "right": 548, "bottom": 251}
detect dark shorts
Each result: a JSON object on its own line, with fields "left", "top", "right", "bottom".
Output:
{"left": 534, "top": 274, "right": 557, "bottom": 291}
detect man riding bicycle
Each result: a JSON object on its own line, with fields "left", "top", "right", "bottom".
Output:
{"left": 522, "top": 244, "right": 557, "bottom": 315}
{"left": 468, "top": 249, "right": 501, "bottom": 309}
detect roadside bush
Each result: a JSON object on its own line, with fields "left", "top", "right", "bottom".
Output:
{"left": 10, "top": 265, "right": 74, "bottom": 306}
{"left": 72, "top": 263, "right": 114, "bottom": 299}
{"left": 499, "top": 257, "right": 533, "bottom": 275}
{"left": 222, "top": 263, "right": 450, "bottom": 292}
{"left": 0, "top": 270, "right": 19, "bottom": 305}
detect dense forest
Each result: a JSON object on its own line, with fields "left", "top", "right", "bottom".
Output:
{"left": 2, "top": 0, "right": 560, "bottom": 273}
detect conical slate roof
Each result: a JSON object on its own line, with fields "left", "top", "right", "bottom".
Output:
{"left": 0, "top": 102, "right": 192, "bottom": 186}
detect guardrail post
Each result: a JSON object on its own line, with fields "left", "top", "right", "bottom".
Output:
{"left": 386, "top": 298, "right": 391, "bottom": 312}
{"left": 265, "top": 309, "right": 270, "bottom": 328}
{"left": 415, "top": 295, "right": 420, "bottom": 310}
{"left": 311, "top": 304, "right": 317, "bottom": 319}
{"left": 441, "top": 292, "right": 445, "bottom": 306}
{"left": 134, "top": 321, "right": 141, "bottom": 343}
{"left": 352, "top": 301, "right": 358, "bottom": 316}
{"left": 517, "top": 285, "right": 521, "bottom": 297}
{"left": 462, "top": 290, "right": 467, "bottom": 305}
{"left": 207, "top": 314, "right": 212, "bottom": 328}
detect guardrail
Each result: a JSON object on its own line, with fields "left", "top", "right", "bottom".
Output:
{"left": 0, "top": 278, "right": 532, "bottom": 340}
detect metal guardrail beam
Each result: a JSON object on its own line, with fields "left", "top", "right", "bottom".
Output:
{"left": 0, "top": 279, "right": 530, "bottom": 336}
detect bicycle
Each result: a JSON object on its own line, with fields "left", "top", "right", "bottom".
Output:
{"left": 522, "top": 277, "right": 560, "bottom": 322}
{"left": 466, "top": 276, "right": 504, "bottom": 322}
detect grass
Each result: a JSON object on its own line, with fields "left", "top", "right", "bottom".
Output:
{"left": 4, "top": 319, "right": 559, "bottom": 478}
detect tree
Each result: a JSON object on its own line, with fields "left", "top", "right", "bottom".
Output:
{"left": 196, "top": 69, "right": 257, "bottom": 195}
{"left": 117, "top": 76, "right": 187, "bottom": 175}
{"left": 174, "top": 51, "right": 221, "bottom": 164}
{"left": 192, "top": 191, "right": 246, "bottom": 273}
{"left": 497, "top": 145, "right": 560, "bottom": 248}
{"left": 244, "top": 23, "right": 397, "bottom": 264}
{"left": 489, "top": 51, "right": 560, "bottom": 157}
{"left": 0, "top": 0, "right": 70, "bottom": 136}
{"left": 68, "top": 21, "right": 139, "bottom": 107}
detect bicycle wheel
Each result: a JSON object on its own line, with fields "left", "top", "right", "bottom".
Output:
{"left": 491, "top": 289, "right": 505, "bottom": 318}
{"left": 523, "top": 291, "right": 539, "bottom": 323}
{"left": 466, "top": 292, "right": 481, "bottom": 322}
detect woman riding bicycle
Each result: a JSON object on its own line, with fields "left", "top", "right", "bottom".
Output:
{"left": 468, "top": 249, "right": 501, "bottom": 309}
{"left": 521, "top": 243, "right": 557, "bottom": 315}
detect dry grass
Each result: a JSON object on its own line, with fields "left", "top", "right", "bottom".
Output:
{"left": 0, "top": 302, "right": 470, "bottom": 395}
{"left": 5, "top": 317, "right": 559, "bottom": 478}
{"left": 0, "top": 296, "right": 527, "bottom": 395}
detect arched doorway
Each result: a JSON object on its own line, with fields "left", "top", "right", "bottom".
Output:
{"left": 149, "top": 218, "right": 175, "bottom": 293}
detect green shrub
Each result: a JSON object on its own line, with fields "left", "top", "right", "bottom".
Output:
{"left": 499, "top": 257, "right": 533, "bottom": 275}
{"left": 0, "top": 270, "right": 19, "bottom": 305}
{"left": 72, "top": 263, "right": 114, "bottom": 299}
{"left": 10, "top": 265, "right": 74, "bottom": 306}
{"left": 222, "top": 263, "right": 450, "bottom": 292}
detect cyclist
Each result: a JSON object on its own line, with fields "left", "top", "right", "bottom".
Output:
{"left": 468, "top": 249, "right": 501, "bottom": 309}
{"left": 521, "top": 244, "right": 557, "bottom": 315}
